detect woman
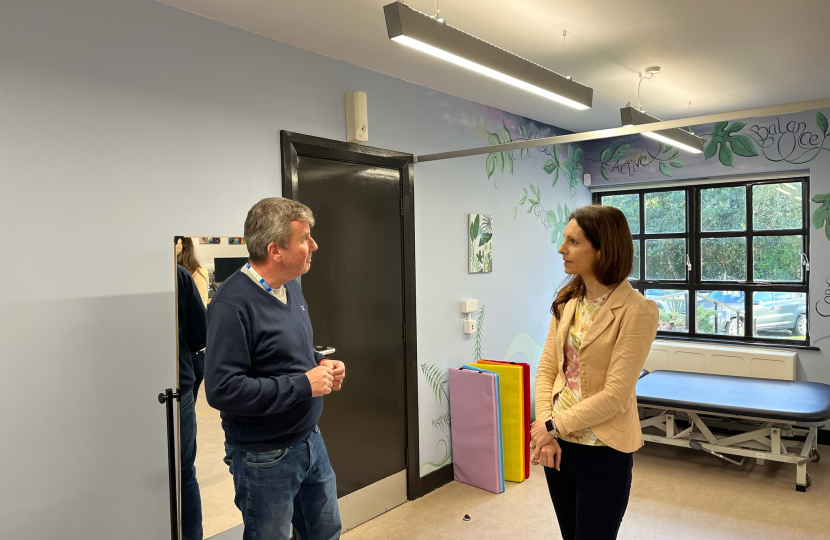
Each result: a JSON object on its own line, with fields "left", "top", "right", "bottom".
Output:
{"left": 175, "top": 236, "right": 209, "bottom": 401}
{"left": 530, "top": 205, "right": 659, "bottom": 540}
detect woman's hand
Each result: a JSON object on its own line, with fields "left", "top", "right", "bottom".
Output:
{"left": 530, "top": 419, "right": 554, "bottom": 448}
{"left": 531, "top": 438, "right": 562, "bottom": 471}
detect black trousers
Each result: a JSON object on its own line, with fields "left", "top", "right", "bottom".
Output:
{"left": 543, "top": 439, "right": 634, "bottom": 540}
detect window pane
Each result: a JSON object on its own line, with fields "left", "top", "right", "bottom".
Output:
{"left": 646, "top": 239, "right": 686, "bottom": 280}
{"left": 696, "top": 290, "right": 745, "bottom": 336}
{"left": 603, "top": 194, "right": 640, "bottom": 233}
{"left": 700, "top": 186, "right": 746, "bottom": 232}
{"left": 629, "top": 241, "right": 640, "bottom": 280}
{"left": 753, "top": 235, "right": 803, "bottom": 282}
{"left": 645, "top": 191, "right": 686, "bottom": 233}
{"left": 753, "top": 182, "right": 802, "bottom": 230}
{"left": 700, "top": 238, "right": 747, "bottom": 281}
{"left": 752, "top": 291, "right": 807, "bottom": 339}
{"left": 646, "top": 289, "right": 688, "bottom": 332}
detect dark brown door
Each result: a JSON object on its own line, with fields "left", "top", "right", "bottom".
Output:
{"left": 296, "top": 155, "right": 407, "bottom": 498}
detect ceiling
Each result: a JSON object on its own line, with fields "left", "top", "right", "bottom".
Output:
{"left": 157, "top": 0, "right": 830, "bottom": 132}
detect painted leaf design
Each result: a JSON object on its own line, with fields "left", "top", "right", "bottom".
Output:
{"left": 601, "top": 164, "right": 610, "bottom": 181}
{"left": 470, "top": 214, "right": 480, "bottom": 241}
{"left": 495, "top": 151, "right": 504, "bottom": 172}
{"left": 670, "top": 149, "right": 681, "bottom": 159}
{"left": 600, "top": 148, "right": 611, "bottom": 162}
{"left": 704, "top": 137, "right": 719, "bottom": 160}
{"left": 660, "top": 143, "right": 672, "bottom": 154}
{"left": 529, "top": 197, "right": 539, "bottom": 205}
{"left": 724, "top": 122, "right": 746, "bottom": 135}
{"left": 521, "top": 148, "right": 528, "bottom": 159}
{"left": 502, "top": 121, "right": 511, "bottom": 144}
{"left": 573, "top": 167, "right": 583, "bottom": 179}
{"left": 543, "top": 158, "right": 557, "bottom": 174}
{"left": 487, "top": 132, "right": 500, "bottom": 145}
{"left": 811, "top": 205, "right": 829, "bottom": 229}
{"left": 546, "top": 210, "right": 557, "bottom": 226}
{"left": 513, "top": 206, "right": 517, "bottom": 219}
{"left": 520, "top": 125, "right": 530, "bottom": 139}
{"left": 811, "top": 193, "right": 830, "bottom": 203}
{"left": 567, "top": 145, "right": 574, "bottom": 164}
{"left": 826, "top": 223, "right": 830, "bottom": 242}
{"left": 669, "top": 160, "right": 685, "bottom": 168}
{"left": 527, "top": 205, "right": 534, "bottom": 213}
{"left": 505, "top": 151, "right": 514, "bottom": 173}
{"left": 518, "top": 193, "right": 527, "bottom": 204}
{"left": 570, "top": 176, "right": 580, "bottom": 189}
{"left": 486, "top": 153, "right": 496, "bottom": 178}
{"left": 479, "top": 233, "right": 493, "bottom": 246}
{"left": 719, "top": 143, "right": 734, "bottom": 167}
{"left": 726, "top": 134, "right": 758, "bottom": 157}
{"left": 552, "top": 168, "right": 559, "bottom": 187}
{"left": 817, "top": 111, "right": 829, "bottom": 136}
{"left": 711, "top": 121, "right": 728, "bottom": 140}
{"left": 573, "top": 148, "right": 584, "bottom": 164}
{"left": 609, "top": 143, "right": 630, "bottom": 161}
{"left": 658, "top": 161, "right": 672, "bottom": 177}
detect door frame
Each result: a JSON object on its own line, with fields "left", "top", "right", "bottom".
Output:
{"left": 280, "top": 131, "right": 453, "bottom": 500}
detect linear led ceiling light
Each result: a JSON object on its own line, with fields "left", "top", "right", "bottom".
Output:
{"left": 620, "top": 66, "right": 704, "bottom": 153}
{"left": 620, "top": 106, "right": 705, "bottom": 154}
{"left": 383, "top": 2, "right": 593, "bottom": 110}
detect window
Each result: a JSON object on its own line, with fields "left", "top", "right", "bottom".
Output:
{"left": 597, "top": 178, "right": 809, "bottom": 345}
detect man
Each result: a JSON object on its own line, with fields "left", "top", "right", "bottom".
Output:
{"left": 205, "top": 197, "right": 345, "bottom": 540}
{"left": 176, "top": 263, "right": 207, "bottom": 540}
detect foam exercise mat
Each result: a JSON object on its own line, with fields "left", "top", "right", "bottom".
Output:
{"left": 448, "top": 366, "right": 504, "bottom": 494}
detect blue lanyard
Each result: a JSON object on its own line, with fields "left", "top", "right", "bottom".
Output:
{"left": 246, "top": 263, "right": 273, "bottom": 293}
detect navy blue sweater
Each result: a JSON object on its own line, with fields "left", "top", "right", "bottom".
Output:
{"left": 177, "top": 265, "right": 207, "bottom": 391}
{"left": 205, "top": 270, "right": 324, "bottom": 451}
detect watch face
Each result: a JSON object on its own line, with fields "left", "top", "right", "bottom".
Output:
{"left": 545, "top": 419, "right": 555, "bottom": 432}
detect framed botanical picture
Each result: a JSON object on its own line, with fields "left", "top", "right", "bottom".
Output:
{"left": 469, "top": 214, "right": 493, "bottom": 273}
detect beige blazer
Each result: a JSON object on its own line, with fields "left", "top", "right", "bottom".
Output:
{"left": 535, "top": 280, "right": 659, "bottom": 453}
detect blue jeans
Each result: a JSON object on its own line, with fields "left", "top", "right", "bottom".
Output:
{"left": 224, "top": 427, "right": 341, "bottom": 540}
{"left": 180, "top": 389, "right": 203, "bottom": 540}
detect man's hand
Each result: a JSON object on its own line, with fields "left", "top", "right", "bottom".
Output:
{"left": 306, "top": 365, "right": 334, "bottom": 397}
{"left": 319, "top": 359, "right": 345, "bottom": 391}
{"left": 532, "top": 437, "right": 562, "bottom": 471}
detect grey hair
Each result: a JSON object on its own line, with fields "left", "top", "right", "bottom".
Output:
{"left": 244, "top": 197, "right": 315, "bottom": 263}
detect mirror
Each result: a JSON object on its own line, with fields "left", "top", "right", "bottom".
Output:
{"left": 175, "top": 236, "right": 249, "bottom": 539}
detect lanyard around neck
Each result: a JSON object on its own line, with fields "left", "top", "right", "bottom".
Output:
{"left": 246, "top": 263, "right": 274, "bottom": 293}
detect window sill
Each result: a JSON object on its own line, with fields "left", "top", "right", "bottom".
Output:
{"left": 654, "top": 333, "right": 818, "bottom": 351}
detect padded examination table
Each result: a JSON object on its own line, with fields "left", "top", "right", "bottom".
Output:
{"left": 636, "top": 370, "right": 830, "bottom": 492}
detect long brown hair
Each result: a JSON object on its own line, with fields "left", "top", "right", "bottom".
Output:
{"left": 551, "top": 205, "right": 633, "bottom": 320}
{"left": 177, "top": 236, "right": 202, "bottom": 275}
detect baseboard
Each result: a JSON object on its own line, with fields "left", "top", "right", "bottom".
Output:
{"left": 408, "top": 463, "right": 454, "bottom": 500}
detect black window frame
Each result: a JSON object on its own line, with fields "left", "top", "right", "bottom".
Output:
{"left": 595, "top": 176, "right": 810, "bottom": 347}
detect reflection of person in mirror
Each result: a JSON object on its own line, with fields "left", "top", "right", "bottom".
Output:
{"left": 206, "top": 198, "right": 345, "bottom": 540}
{"left": 531, "top": 205, "right": 659, "bottom": 540}
{"left": 176, "top": 236, "right": 209, "bottom": 401}
{"left": 176, "top": 262, "right": 207, "bottom": 540}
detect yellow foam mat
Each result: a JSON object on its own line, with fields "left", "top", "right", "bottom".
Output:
{"left": 468, "top": 362, "right": 525, "bottom": 482}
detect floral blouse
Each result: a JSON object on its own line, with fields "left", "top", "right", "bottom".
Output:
{"left": 551, "top": 289, "right": 613, "bottom": 446}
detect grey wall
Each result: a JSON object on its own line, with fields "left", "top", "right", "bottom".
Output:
{"left": 0, "top": 0, "right": 582, "bottom": 536}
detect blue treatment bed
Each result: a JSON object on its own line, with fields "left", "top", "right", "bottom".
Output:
{"left": 636, "top": 370, "right": 830, "bottom": 492}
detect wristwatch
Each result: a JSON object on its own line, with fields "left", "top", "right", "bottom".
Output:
{"left": 545, "top": 417, "right": 560, "bottom": 438}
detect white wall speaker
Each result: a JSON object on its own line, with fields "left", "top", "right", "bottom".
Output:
{"left": 346, "top": 91, "right": 368, "bottom": 144}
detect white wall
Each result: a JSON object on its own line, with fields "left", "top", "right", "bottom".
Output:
{"left": 0, "top": 0, "right": 583, "bottom": 537}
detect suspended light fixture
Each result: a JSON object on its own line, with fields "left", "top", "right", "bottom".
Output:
{"left": 620, "top": 67, "right": 704, "bottom": 153}
{"left": 383, "top": 2, "right": 593, "bottom": 110}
